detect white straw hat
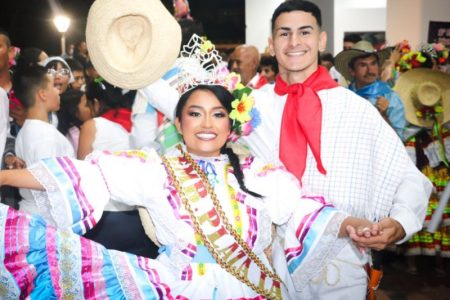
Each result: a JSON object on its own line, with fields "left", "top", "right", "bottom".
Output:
{"left": 394, "top": 68, "right": 450, "bottom": 128}
{"left": 86, "top": 0, "right": 181, "bottom": 89}
{"left": 334, "top": 40, "right": 392, "bottom": 81}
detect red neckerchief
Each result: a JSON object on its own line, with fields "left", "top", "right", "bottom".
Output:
{"left": 249, "top": 74, "right": 268, "bottom": 89}
{"left": 8, "top": 89, "right": 24, "bottom": 109}
{"left": 274, "top": 66, "right": 338, "bottom": 183}
{"left": 101, "top": 108, "right": 132, "bottom": 133}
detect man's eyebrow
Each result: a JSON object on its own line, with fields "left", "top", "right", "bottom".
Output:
{"left": 275, "top": 25, "right": 314, "bottom": 32}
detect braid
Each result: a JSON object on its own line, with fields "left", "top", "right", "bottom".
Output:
{"left": 221, "top": 147, "right": 263, "bottom": 198}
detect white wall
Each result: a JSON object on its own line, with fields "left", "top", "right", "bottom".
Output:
{"left": 387, "top": 0, "right": 450, "bottom": 50}
{"left": 386, "top": 0, "right": 423, "bottom": 49}
{"left": 333, "top": 0, "right": 387, "bottom": 55}
{"left": 245, "top": 0, "right": 283, "bottom": 53}
{"left": 311, "top": 0, "right": 335, "bottom": 53}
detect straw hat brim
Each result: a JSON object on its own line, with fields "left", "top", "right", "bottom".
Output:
{"left": 334, "top": 47, "right": 392, "bottom": 82}
{"left": 86, "top": 0, "right": 181, "bottom": 89}
{"left": 394, "top": 68, "right": 450, "bottom": 128}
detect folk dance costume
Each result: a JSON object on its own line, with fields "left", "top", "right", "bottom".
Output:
{"left": 404, "top": 125, "right": 450, "bottom": 256}
{"left": 80, "top": 109, "right": 158, "bottom": 259}
{"left": 394, "top": 68, "right": 450, "bottom": 258}
{"left": 144, "top": 67, "right": 430, "bottom": 299}
{"left": 240, "top": 68, "right": 430, "bottom": 298}
{"left": 0, "top": 145, "right": 354, "bottom": 299}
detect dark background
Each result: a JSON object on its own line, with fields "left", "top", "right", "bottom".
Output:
{"left": 0, "top": 0, "right": 245, "bottom": 55}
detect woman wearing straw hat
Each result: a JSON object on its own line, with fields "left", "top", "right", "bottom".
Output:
{"left": 395, "top": 68, "right": 450, "bottom": 275}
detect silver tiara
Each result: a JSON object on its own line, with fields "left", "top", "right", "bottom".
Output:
{"left": 173, "top": 34, "right": 229, "bottom": 94}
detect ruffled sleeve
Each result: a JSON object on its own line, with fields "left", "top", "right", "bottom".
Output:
{"left": 27, "top": 149, "right": 167, "bottom": 235}
{"left": 244, "top": 158, "right": 349, "bottom": 291}
{"left": 0, "top": 204, "right": 177, "bottom": 299}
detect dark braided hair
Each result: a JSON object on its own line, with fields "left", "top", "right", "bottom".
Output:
{"left": 220, "top": 147, "right": 262, "bottom": 198}
{"left": 176, "top": 85, "right": 262, "bottom": 198}
{"left": 85, "top": 78, "right": 136, "bottom": 115}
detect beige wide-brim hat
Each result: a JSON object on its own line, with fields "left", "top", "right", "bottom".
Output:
{"left": 334, "top": 40, "right": 392, "bottom": 81}
{"left": 394, "top": 68, "right": 450, "bottom": 128}
{"left": 86, "top": 0, "right": 181, "bottom": 89}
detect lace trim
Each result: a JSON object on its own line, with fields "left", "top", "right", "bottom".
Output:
{"left": 56, "top": 230, "right": 84, "bottom": 297}
{"left": 252, "top": 207, "right": 272, "bottom": 255}
{"left": 110, "top": 252, "right": 142, "bottom": 298}
{"left": 0, "top": 206, "right": 20, "bottom": 299}
{"left": 291, "top": 212, "right": 349, "bottom": 291}
{"left": 28, "top": 162, "right": 66, "bottom": 227}
{"left": 158, "top": 239, "right": 193, "bottom": 275}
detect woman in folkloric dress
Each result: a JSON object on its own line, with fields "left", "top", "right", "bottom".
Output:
{"left": 395, "top": 68, "right": 450, "bottom": 275}
{"left": 0, "top": 84, "right": 379, "bottom": 299}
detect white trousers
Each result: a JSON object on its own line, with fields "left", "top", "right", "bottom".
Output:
{"left": 295, "top": 243, "right": 369, "bottom": 300}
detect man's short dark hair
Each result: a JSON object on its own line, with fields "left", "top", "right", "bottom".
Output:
{"left": 319, "top": 52, "right": 334, "bottom": 64}
{"left": 12, "top": 65, "right": 49, "bottom": 109}
{"left": 260, "top": 55, "right": 279, "bottom": 74}
{"left": 344, "top": 34, "right": 362, "bottom": 44}
{"left": 271, "top": 0, "right": 322, "bottom": 31}
{"left": 65, "top": 58, "right": 84, "bottom": 72}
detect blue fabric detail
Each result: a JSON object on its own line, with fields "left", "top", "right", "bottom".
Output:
{"left": 27, "top": 216, "right": 57, "bottom": 299}
{"left": 43, "top": 158, "right": 83, "bottom": 234}
{"left": 158, "top": 245, "right": 169, "bottom": 255}
{"left": 145, "top": 104, "right": 156, "bottom": 114}
{"left": 198, "top": 160, "right": 218, "bottom": 186}
{"left": 349, "top": 80, "right": 405, "bottom": 138}
{"left": 288, "top": 206, "right": 337, "bottom": 274}
{"left": 160, "top": 245, "right": 216, "bottom": 264}
{"left": 101, "top": 248, "right": 123, "bottom": 298}
{"left": 349, "top": 80, "right": 392, "bottom": 101}
{"left": 193, "top": 246, "right": 216, "bottom": 264}
{"left": 162, "top": 67, "right": 181, "bottom": 80}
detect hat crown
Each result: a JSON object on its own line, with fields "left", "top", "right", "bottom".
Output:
{"left": 352, "top": 40, "right": 376, "bottom": 53}
{"left": 414, "top": 81, "right": 441, "bottom": 107}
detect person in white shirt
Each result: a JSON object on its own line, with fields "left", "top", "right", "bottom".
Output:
{"left": 12, "top": 65, "right": 74, "bottom": 215}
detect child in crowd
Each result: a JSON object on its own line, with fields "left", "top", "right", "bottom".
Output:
{"left": 12, "top": 65, "right": 75, "bottom": 215}
{"left": 259, "top": 54, "right": 278, "bottom": 83}
{"left": 66, "top": 58, "right": 86, "bottom": 91}
{"left": 57, "top": 89, "right": 86, "bottom": 152}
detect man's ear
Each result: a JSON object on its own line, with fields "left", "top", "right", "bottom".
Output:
{"left": 7, "top": 46, "right": 15, "bottom": 62}
{"left": 319, "top": 31, "right": 327, "bottom": 53}
{"left": 268, "top": 37, "right": 275, "bottom": 57}
{"left": 36, "top": 87, "right": 47, "bottom": 103}
{"left": 349, "top": 67, "right": 355, "bottom": 78}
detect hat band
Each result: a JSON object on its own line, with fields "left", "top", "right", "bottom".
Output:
{"left": 414, "top": 99, "right": 443, "bottom": 121}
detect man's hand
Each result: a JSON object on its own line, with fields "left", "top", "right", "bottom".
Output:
{"left": 349, "top": 217, "right": 406, "bottom": 251}
{"left": 4, "top": 155, "right": 26, "bottom": 169}
{"left": 375, "top": 96, "right": 389, "bottom": 116}
{"left": 10, "top": 105, "right": 27, "bottom": 127}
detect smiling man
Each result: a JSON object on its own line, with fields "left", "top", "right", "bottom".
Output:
{"left": 239, "top": 1, "right": 430, "bottom": 298}
{"left": 143, "top": 1, "right": 431, "bottom": 298}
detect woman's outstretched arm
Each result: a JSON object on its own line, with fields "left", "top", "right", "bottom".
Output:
{"left": 0, "top": 169, "right": 44, "bottom": 190}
